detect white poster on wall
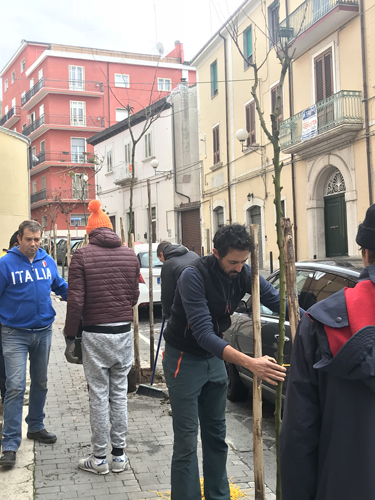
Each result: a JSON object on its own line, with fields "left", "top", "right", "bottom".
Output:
{"left": 301, "top": 105, "right": 317, "bottom": 141}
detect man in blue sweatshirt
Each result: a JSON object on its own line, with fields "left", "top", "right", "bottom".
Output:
{"left": 0, "top": 220, "right": 68, "bottom": 468}
{"left": 162, "top": 224, "right": 286, "bottom": 500}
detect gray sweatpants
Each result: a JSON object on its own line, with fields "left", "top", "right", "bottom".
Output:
{"left": 82, "top": 330, "right": 133, "bottom": 457}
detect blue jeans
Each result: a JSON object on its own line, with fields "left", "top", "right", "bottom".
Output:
{"left": 0, "top": 328, "right": 6, "bottom": 403}
{"left": 163, "top": 342, "right": 230, "bottom": 500}
{"left": 1, "top": 325, "right": 52, "bottom": 452}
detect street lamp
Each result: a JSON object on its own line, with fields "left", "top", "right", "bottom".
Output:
{"left": 151, "top": 158, "right": 172, "bottom": 178}
{"left": 236, "top": 129, "right": 248, "bottom": 152}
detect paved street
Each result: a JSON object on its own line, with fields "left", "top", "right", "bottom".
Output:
{"left": 1, "top": 299, "right": 277, "bottom": 499}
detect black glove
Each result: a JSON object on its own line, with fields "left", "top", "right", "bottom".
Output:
{"left": 64, "top": 336, "right": 82, "bottom": 364}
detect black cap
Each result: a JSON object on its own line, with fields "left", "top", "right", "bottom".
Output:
{"left": 356, "top": 204, "right": 375, "bottom": 251}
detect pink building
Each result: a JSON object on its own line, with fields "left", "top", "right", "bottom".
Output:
{"left": 0, "top": 40, "right": 195, "bottom": 234}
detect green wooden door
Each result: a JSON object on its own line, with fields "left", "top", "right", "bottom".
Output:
{"left": 324, "top": 193, "right": 348, "bottom": 257}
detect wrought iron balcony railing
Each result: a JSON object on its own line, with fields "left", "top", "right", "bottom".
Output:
{"left": 33, "top": 150, "right": 96, "bottom": 167}
{"left": 280, "top": 90, "right": 362, "bottom": 150}
{"left": 0, "top": 106, "right": 21, "bottom": 126}
{"left": 279, "top": 0, "right": 359, "bottom": 43}
{"left": 30, "top": 189, "right": 47, "bottom": 204}
{"left": 30, "top": 187, "right": 95, "bottom": 205}
{"left": 22, "top": 114, "right": 105, "bottom": 136}
{"left": 21, "top": 78, "right": 104, "bottom": 106}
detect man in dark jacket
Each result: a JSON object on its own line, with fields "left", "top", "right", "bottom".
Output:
{"left": 280, "top": 203, "right": 375, "bottom": 500}
{"left": 157, "top": 241, "right": 199, "bottom": 318}
{"left": 64, "top": 200, "right": 140, "bottom": 475}
{"left": 162, "top": 224, "right": 286, "bottom": 500}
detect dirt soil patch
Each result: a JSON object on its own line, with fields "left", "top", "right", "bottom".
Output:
{"left": 139, "top": 368, "right": 164, "bottom": 384}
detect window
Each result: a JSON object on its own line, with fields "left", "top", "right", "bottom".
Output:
{"left": 271, "top": 84, "right": 283, "bottom": 129}
{"left": 214, "top": 206, "right": 225, "bottom": 230}
{"left": 243, "top": 27, "right": 253, "bottom": 68}
{"left": 245, "top": 101, "right": 256, "bottom": 146}
{"left": 30, "top": 78, "right": 34, "bottom": 89}
{"left": 32, "top": 180, "right": 37, "bottom": 193}
{"left": 12, "top": 98, "right": 16, "bottom": 109}
{"left": 39, "top": 104, "right": 44, "bottom": 118}
{"left": 210, "top": 61, "right": 218, "bottom": 98}
{"left": 21, "top": 59, "right": 25, "bottom": 72}
{"left": 268, "top": 1, "right": 280, "bottom": 47}
{"left": 40, "top": 140, "right": 45, "bottom": 153}
{"left": 315, "top": 48, "right": 333, "bottom": 103}
{"left": 127, "top": 211, "right": 135, "bottom": 236}
{"left": 70, "top": 101, "right": 86, "bottom": 126}
{"left": 38, "top": 68, "right": 43, "bottom": 82}
{"left": 144, "top": 132, "right": 153, "bottom": 158}
{"left": 69, "top": 66, "right": 84, "bottom": 90}
{"left": 30, "top": 111, "right": 36, "bottom": 123}
{"left": 41, "top": 176, "right": 46, "bottom": 192}
{"left": 304, "top": 272, "right": 355, "bottom": 306}
{"left": 106, "top": 145, "right": 113, "bottom": 172}
{"left": 114, "top": 74, "right": 129, "bottom": 88}
{"left": 72, "top": 173, "right": 88, "bottom": 199}
{"left": 22, "top": 123, "right": 26, "bottom": 133}
{"left": 213, "top": 125, "right": 220, "bottom": 164}
{"left": 11, "top": 71, "right": 15, "bottom": 84}
{"left": 4, "top": 106, "right": 8, "bottom": 115}
{"left": 71, "top": 138, "right": 86, "bottom": 163}
{"left": 21, "top": 91, "right": 26, "bottom": 104}
{"left": 32, "top": 146, "right": 36, "bottom": 157}
{"left": 115, "top": 108, "right": 129, "bottom": 122}
{"left": 4, "top": 79, "right": 8, "bottom": 92}
{"left": 124, "top": 141, "right": 131, "bottom": 165}
{"left": 42, "top": 215, "right": 47, "bottom": 228}
{"left": 157, "top": 78, "right": 171, "bottom": 91}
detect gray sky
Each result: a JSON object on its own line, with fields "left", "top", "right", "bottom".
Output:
{"left": 1, "top": 0, "right": 245, "bottom": 73}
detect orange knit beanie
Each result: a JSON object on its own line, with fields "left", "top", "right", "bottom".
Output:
{"left": 86, "top": 200, "right": 113, "bottom": 234}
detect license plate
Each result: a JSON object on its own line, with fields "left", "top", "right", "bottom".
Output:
{"left": 157, "top": 277, "right": 161, "bottom": 284}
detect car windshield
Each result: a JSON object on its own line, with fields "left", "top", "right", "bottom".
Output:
{"left": 138, "top": 251, "right": 162, "bottom": 268}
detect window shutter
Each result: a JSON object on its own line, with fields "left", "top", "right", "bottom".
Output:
{"left": 315, "top": 56, "right": 324, "bottom": 102}
{"left": 213, "top": 126, "right": 220, "bottom": 164}
{"left": 324, "top": 51, "right": 333, "bottom": 98}
{"left": 250, "top": 102, "right": 256, "bottom": 144}
{"left": 247, "top": 28, "right": 252, "bottom": 60}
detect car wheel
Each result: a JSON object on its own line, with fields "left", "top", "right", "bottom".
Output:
{"left": 225, "top": 362, "right": 249, "bottom": 402}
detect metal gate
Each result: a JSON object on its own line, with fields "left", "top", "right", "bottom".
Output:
{"left": 181, "top": 209, "right": 201, "bottom": 256}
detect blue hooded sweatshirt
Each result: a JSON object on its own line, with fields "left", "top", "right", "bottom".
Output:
{"left": 0, "top": 246, "right": 68, "bottom": 329}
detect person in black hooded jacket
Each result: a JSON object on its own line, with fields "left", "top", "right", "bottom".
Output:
{"left": 280, "top": 203, "right": 375, "bottom": 500}
{"left": 157, "top": 242, "right": 199, "bottom": 318}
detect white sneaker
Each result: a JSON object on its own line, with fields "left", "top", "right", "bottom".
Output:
{"left": 112, "top": 454, "right": 129, "bottom": 473}
{"left": 78, "top": 454, "right": 109, "bottom": 475}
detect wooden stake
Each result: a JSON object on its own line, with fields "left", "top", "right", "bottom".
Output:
{"left": 47, "top": 233, "right": 51, "bottom": 256}
{"left": 120, "top": 216, "right": 126, "bottom": 245}
{"left": 281, "top": 218, "right": 300, "bottom": 343}
{"left": 147, "top": 179, "right": 155, "bottom": 370}
{"left": 53, "top": 224, "right": 57, "bottom": 262}
{"left": 66, "top": 232, "right": 71, "bottom": 268}
{"left": 131, "top": 233, "right": 140, "bottom": 385}
{"left": 250, "top": 224, "right": 265, "bottom": 500}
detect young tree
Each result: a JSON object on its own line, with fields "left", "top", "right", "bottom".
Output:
{"left": 225, "top": 8, "right": 303, "bottom": 498}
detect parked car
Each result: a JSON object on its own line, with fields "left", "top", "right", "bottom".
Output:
{"left": 56, "top": 237, "right": 84, "bottom": 264}
{"left": 223, "top": 259, "right": 364, "bottom": 404}
{"left": 41, "top": 236, "right": 65, "bottom": 256}
{"left": 134, "top": 243, "right": 163, "bottom": 308}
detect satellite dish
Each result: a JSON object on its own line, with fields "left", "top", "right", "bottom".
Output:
{"left": 156, "top": 42, "right": 164, "bottom": 55}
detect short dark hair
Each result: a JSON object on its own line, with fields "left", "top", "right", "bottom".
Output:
{"left": 361, "top": 247, "right": 375, "bottom": 265}
{"left": 8, "top": 231, "right": 19, "bottom": 249}
{"left": 157, "top": 241, "right": 171, "bottom": 258}
{"left": 213, "top": 224, "right": 254, "bottom": 258}
{"left": 18, "top": 220, "right": 43, "bottom": 239}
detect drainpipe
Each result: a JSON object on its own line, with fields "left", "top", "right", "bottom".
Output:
{"left": 172, "top": 102, "right": 190, "bottom": 203}
{"left": 285, "top": 0, "right": 298, "bottom": 260}
{"left": 360, "top": 0, "right": 373, "bottom": 205}
{"left": 219, "top": 32, "right": 232, "bottom": 224}
{"left": 107, "top": 62, "right": 111, "bottom": 127}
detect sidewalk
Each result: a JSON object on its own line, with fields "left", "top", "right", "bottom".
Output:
{"left": 2, "top": 299, "right": 277, "bottom": 500}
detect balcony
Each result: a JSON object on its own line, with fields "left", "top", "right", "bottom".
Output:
{"left": 113, "top": 165, "right": 135, "bottom": 186}
{"left": 22, "top": 114, "right": 105, "bottom": 141}
{"left": 32, "top": 150, "right": 96, "bottom": 170}
{"left": 280, "top": 90, "right": 362, "bottom": 158}
{"left": 279, "top": 0, "right": 359, "bottom": 59}
{"left": 30, "top": 187, "right": 95, "bottom": 208}
{"left": 21, "top": 78, "right": 104, "bottom": 110}
{"left": 0, "top": 106, "right": 21, "bottom": 128}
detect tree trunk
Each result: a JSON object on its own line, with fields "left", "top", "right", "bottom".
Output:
{"left": 250, "top": 224, "right": 265, "bottom": 500}
{"left": 147, "top": 179, "right": 155, "bottom": 370}
{"left": 53, "top": 224, "right": 57, "bottom": 262}
{"left": 66, "top": 232, "right": 71, "bottom": 268}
